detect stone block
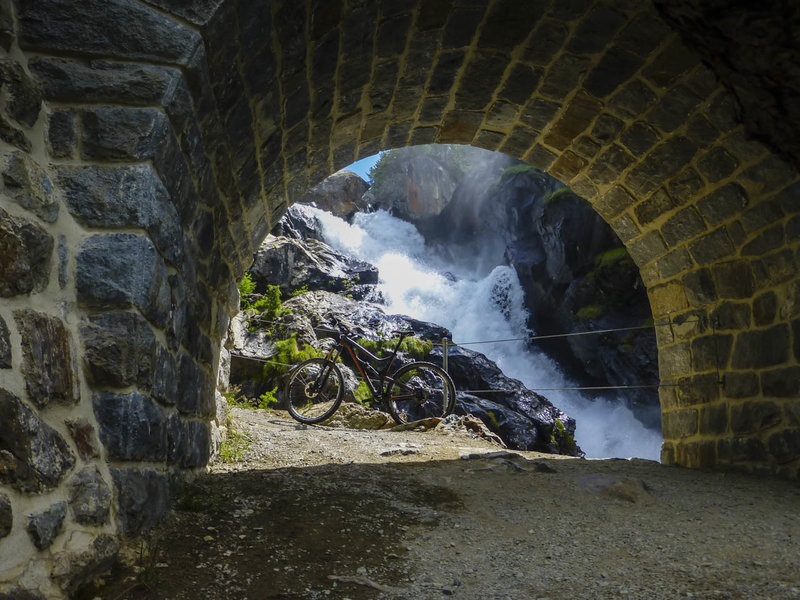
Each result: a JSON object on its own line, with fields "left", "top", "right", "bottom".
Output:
{"left": 539, "top": 53, "right": 591, "bottom": 101}
{"left": 442, "top": 6, "right": 483, "bottom": 48}
{"left": 696, "top": 183, "right": 749, "bottom": 226}
{"left": 583, "top": 47, "right": 642, "bottom": 99}
{"left": 595, "top": 185, "right": 635, "bottom": 220}
{"left": 657, "top": 342, "right": 691, "bottom": 379}
{"left": 668, "top": 168, "right": 704, "bottom": 204}
{"left": 152, "top": 346, "right": 178, "bottom": 406}
{"left": 610, "top": 213, "right": 639, "bottom": 243}
{"left": 572, "top": 135, "right": 601, "bottom": 159}
{"left": 587, "top": 144, "right": 634, "bottom": 185}
{"left": 628, "top": 230, "right": 667, "bottom": 266}
{"left": 691, "top": 334, "right": 733, "bottom": 372}
{"left": 674, "top": 440, "right": 717, "bottom": 468}
{"left": 752, "top": 249, "right": 797, "bottom": 288}
{"left": 479, "top": 0, "right": 546, "bottom": 51}
{"left": 699, "top": 403, "right": 728, "bottom": 435}
{"left": 0, "top": 207, "right": 53, "bottom": 297}
{"left": 682, "top": 268, "right": 716, "bottom": 306}
{"left": 81, "top": 106, "right": 169, "bottom": 161}
{"left": 741, "top": 225, "right": 784, "bottom": 257}
{"left": 46, "top": 109, "right": 76, "bottom": 158}
{"left": 18, "top": 0, "right": 201, "bottom": 64}
{"left": 617, "top": 12, "right": 670, "bottom": 57}
{"left": 656, "top": 247, "right": 693, "bottom": 279}
{"left": 710, "top": 302, "right": 750, "bottom": 331}
{"left": 608, "top": 79, "right": 657, "bottom": 119}
{"left": 647, "top": 85, "right": 701, "bottom": 133}
{"left": 717, "top": 436, "right": 768, "bottom": 462}
{"left": 110, "top": 468, "right": 170, "bottom": 533}
{"left": 171, "top": 419, "right": 211, "bottom": 468}
{"left": 2, "top": 152, "right": 58, "bottom": 223}
{"left": 710, "top": 260, "right": 754, "bottom": 299}
{"left": 697, "top": 147, "right": 738, "bottom": 184}
{"left": 752, "top": 291, "right": 777, "bottom": 326}
{"left": 741, "top": 155, "right": 796, "bottom": 195}
{"left": 549, "top": 151, "right": 585, "bottom": 182}
{"left": 76, "top": 233, "right": 171, "bottom": 328}
{"left": 0, "top": 314, "right": 9, "bottom": 368}
{"left": 15, "top": 310, "right": 79, "bottom": 408}
{"left": 93, "top": 391, "right": 168, "bottom": 461}
{"left": 525, "top": 144, "right": 556, "bottom": 170}
{"left": 760, "top": 366, "right": 800, "bottom": 397}
{"left": 0, "top": 493, "right": 11, "bottom": 539}
{"left": 620, "top": 121, "right": 660, "bottom": 156}
{"left": 177, "top": 353, "right": 216, "bottom": 418}
{"left": 520, "top": 98, "right": 559, "bottom": 131}
{"left": 661, "top": 207, "right": 707, "bottom": 247}
{"left": 440, "top": 110, "right": 482, "bottom": 143}
{"left": 686, "top": 115, "right": 720, "bottom": 147}
{"left": 500, "top": 64, "right": 543, "bottom": 106}
{"left": 794, "top": 318, "right": 800, "bottom": 361}
{"left": 688, "top": 227, "right": 735, "bottom": 265}
{"left": 456, "top": 52, "right": 508, "bottom": 110}
{"left": 0, "top": 58, "right": 42, "bottom": 127}
{"left": 722, "top": 372, "right": 759, "bottom": 398}
{"left": 675, "top": 373, "right": 720, "bottom": 406}
{"left": 767, "top": 429, "right": 800, "bottom": 464}
{"left": 567, "top": 5, "right": 625, "bottom": 54}
{"left": 643, "top": 39, "right": 697, "bottom": 87}
{"left": 68, "top": 466, "right": 111, "bottom": 526}
{"left": 65, "top": 419, "right": 101, "bottom": 461}
{"left": 26, "top": 502, "right": 66, "bottom": 550}
{"left": 80, "top": 311, "right": 156, "bottom": 389}
{"left": 731, "top": 324, "right": 790, "bottom": 369}
{"left": 662, "top": 408, "right": 697, "bottom": 438}
{"left": 625, "top": 136, "right": 697, "bottom": 197}
{"left": 523, "top": 18, "right": 568, "bottom": 65}
{"left": 543, "top": 90, "right": 601, "bottom": 150}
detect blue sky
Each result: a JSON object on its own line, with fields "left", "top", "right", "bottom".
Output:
{"left": 345, "top": 152, "right": 383, "bottom": 182}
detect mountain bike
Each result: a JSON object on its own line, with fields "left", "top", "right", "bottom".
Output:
{"left": 284, "top": 318, "right": 456, "bottom": 425}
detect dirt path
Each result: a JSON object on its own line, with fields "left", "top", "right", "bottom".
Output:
{"left": 99, "top": 407, "right": 800, "bottom": 600}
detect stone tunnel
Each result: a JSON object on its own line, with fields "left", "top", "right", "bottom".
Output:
{"left": 0, "top": 0, "right": 798, "bottom": 595}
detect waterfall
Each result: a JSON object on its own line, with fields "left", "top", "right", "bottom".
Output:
{"left": 303, "top": 205, "right": 663, "bottom": 460}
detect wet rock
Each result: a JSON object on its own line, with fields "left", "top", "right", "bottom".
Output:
{"left": 0, "top": 313, "right": 10, "bottom": 368}
{"left": 2, "top": 151, "right": 58, "bottom": 222}
{"left": 93, "top": 391, "right": 168, "bottom": 461}
{"left": 15, "top": 309, "right": 79, "bottom": 407}
{"left": 26, "top": 501, "right": 66, "bottom": 549}
{"left": 0, "top": 207, "right": 53, "bottom": 297}
{"left": 0, "top": 388, "right": 76, "bottom": 493}
{"left": 110, "top": 468, "right": 170, "bottom": 533}
{"left": 249, "top": 234, "right": 379, "bottom": 299}
{"left": 68, "top": 466, "right": 111, "bottom": 525}
{"left": 0, "top": 492, "right": 11, "bottom": 538}
{"left": 272, "top": 203, "right": 327, "bottom": 241}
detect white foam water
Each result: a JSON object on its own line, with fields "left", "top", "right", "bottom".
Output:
{"left": 303, "top": 205, "right": 663, "bottom": 460}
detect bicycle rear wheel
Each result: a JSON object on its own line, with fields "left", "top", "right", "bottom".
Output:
{"left": 285, "top": 358, "right": 344, "bottom": 424}
{"left": 387, "top": 361, "right": 456, "bottom": 425}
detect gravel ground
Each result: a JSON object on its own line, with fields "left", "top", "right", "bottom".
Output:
{"left": 100, "top": 406, "right": 800, "bottom": 600}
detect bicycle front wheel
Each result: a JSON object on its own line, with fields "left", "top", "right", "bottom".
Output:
{"left": 387, "top": 361, "right": 456, "bottom": 425}
{"left": 285, "top": 358, "right": 344, "bottom": 424}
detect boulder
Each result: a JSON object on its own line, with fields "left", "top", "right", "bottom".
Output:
{"left": 296, "top": 169, "right": 369, "bottom": 218}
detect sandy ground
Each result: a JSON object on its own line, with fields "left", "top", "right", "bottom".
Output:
{"left": 97, "top": 406, "right": 800, "bottom": 600}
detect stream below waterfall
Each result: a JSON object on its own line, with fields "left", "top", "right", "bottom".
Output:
{"left": 301, "top": 205, "right": 663, "bottom": 460}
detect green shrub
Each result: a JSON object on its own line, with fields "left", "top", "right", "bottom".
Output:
{"left": 353, "top": 381, "right": 372, "bottom": 406}
{"left": 251, "top": 285, "right": 286, "bottom": 321}
{"left": 257, "top": 387, "right": 279, "bottom": 410}
{"left": 262, "top": 336, "right": 321, "bottom": 380}
{"left": 290, "top": 284, "right": 309, "bottom": 297}
{"left": 238, "top": 274, "right": 256, "bottom": 309}
{"left": 356, "top": 336, "right": 433, "bottom": 361}
{"left": 218, "top": 430, "right": 250, "bottom": 463}
{"left": 594, "top": 247, "right": 634, "bottom": 270}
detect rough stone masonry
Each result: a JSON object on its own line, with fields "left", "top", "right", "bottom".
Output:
{"left": 0, "top": 0, "right": 798, "bottom": 597}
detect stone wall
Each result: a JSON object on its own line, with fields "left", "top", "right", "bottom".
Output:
{"left": 0, "top": 0, "right": 798, "bottom": 595}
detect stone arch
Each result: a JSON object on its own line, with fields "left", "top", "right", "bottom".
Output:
{"left": 1, "top": 0, "right": 799, "bottom": 594}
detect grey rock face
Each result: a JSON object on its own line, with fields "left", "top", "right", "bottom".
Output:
{"left": 93, "top": 391, "right": 168, "bottom": 461}
{"left": 297, "top": 169, "right": 370, "bottom": 218}
{"left": 0, "top": 313, "right": 10, "bottom": 368}
{"left": 68, "top": 466, "right": 111, "bottom": 526}
{"left": 3, "top": 151, "right": 58, "bottom": 222}
{"left": 249, "top": 234, "right": 379, "bottom": 300}
{"left": 0, "top": 492, "right": 11, "bottom": 539}
{"left": 0, "top": 207, "right": 53, "bottom": 297}
{"left": 26, "top": 501, "right": 66, "bottom": 549}
{"left": 76, "top": 233, "right": 171, "bottom": 327}
{"left": 0, "top": 388, "right": 76, "bottom": 493}
{"left": 80, "top": 311, "right": 157, "bottom": 389}
{"left": 58, "top": 163, "right": 183, "bottom": 265}
{"left": 110, "top": 468, "right": 170, "bottom": 533}
{"left": 15, "top": 310, "right": 79, "bottom": 408}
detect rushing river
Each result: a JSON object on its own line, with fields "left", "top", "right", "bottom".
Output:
{"left": 301, "top": 205, "right": 663, "bottom": 460}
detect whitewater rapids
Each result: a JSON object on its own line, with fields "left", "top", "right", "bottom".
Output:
{"left": 302, "top": 205, "right": 663, "bottom": 460}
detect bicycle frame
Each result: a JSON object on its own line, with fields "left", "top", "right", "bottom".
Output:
{"left": 323, "top": 332, "right": 407, "bottom": 401}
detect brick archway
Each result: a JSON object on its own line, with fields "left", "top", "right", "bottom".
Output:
{"left": 1, "top": 0, "right": 798, "bottom": 594}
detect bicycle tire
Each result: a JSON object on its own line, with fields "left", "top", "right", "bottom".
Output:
{"left": 285, "top": 358, "right": 345, "bottom": 424}
{"left": 387, "top": 361, "right": 456, "bottom": 425}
